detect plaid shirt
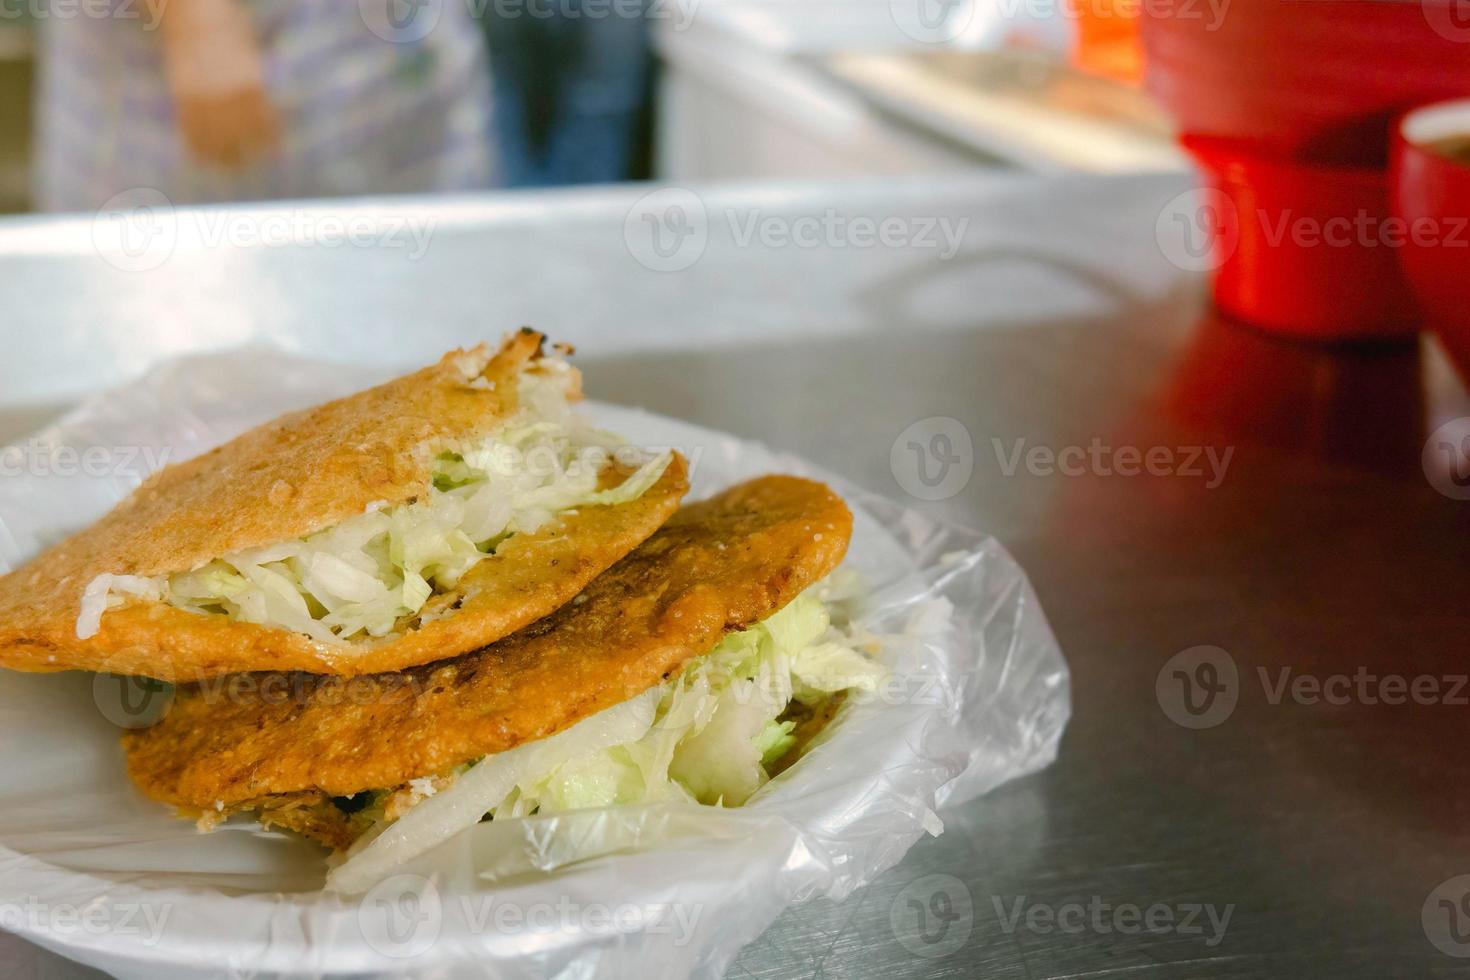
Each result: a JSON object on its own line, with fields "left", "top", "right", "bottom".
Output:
{"left": 34, "top": 0, "right": 493, "bottom": 211}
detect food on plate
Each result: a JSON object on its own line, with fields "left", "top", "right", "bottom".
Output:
{"left": 0, "top": 331, "right": 689, "bottom": 681}
{"left": 121, "top": 476, "right": 887, "bottom": 891}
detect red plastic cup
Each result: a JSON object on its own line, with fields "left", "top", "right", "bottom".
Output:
{"left": 1182, "top": 136, "right": 1421, "bottom": 341}
{"left": 1391, "top": 99, "right": 1470, "bottom": 385}
{"left": 1141, "top": 0, "right": 1470, "bottom": 167}
{"left": 1137, "top": 0, "right": 1470, "bottom": 340}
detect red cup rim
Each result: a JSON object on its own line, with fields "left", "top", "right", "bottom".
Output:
{"left": 1395, "top": 98, "right": 1470, "bottom": 161}
{"left": 1393, "top": 99, "right": 1470, "bottom": 179}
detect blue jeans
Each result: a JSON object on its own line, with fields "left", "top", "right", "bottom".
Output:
{"left": 482, "top": 1, "right": 651, "bottom": 187}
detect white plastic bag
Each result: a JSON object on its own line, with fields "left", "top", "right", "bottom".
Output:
{"left": 0, "top": 349, "right": 1070, "bottom": 979}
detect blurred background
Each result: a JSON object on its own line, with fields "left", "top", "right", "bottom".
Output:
{"left": 8, "top": 7, "right": 1470, "bottom": 978}
{"left": 0, "top": 0, "right": 1184, "bottom": 215}
{"left": 13, "top": 0, "right": 1470, "bottom": 381}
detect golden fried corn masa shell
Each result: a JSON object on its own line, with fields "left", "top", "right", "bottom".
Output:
{"left": 124, "top": 476, "right": 853, "bottom": 825}
{"left": 0, "top": 331, "right": 689, "bottom": 681}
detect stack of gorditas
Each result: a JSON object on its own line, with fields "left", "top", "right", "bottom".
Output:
{"left": 0, "top": 331, "right": 884, "bottom": 891}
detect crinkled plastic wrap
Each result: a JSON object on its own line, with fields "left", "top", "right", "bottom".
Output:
{"left": 0, "top": 350, "right": 1071, "bottom": 980}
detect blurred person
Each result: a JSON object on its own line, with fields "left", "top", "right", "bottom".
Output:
{"left": 34, "top": 0, "right": 493, "bottom": 212}
{"left": 478, "top": 0, "right": 652, "bottom": 186}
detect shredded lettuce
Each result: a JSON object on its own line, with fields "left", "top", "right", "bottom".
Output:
{"left": 488, "top": 590, "right": 884, "bottom": 812}
{"left": 76, "top": 574, "right": 162, "bottom": 641}
{"left": 327, "top": 686, "right": 663, "bottom": 894}
{"left": 325, "top": 586, "right": 885, "bottom": 892}
{"left": 77, "top": 362, "right": 672, "bottom": 643}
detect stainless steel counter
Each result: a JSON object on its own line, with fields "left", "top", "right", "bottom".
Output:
{"left": 2, "top": 173, "right": 1469, "bottom": 978}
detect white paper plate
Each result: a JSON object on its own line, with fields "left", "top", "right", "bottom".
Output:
{"left": 0, "top": 349, "right": 1070, "bottom": 979}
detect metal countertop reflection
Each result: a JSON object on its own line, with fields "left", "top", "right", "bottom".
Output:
{"left": 2, "top": 172, "right": 1469, "bottom": 979}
